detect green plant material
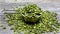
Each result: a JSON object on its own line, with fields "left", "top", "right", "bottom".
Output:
{"left": 0, "top": 24, "right": 6, "bottom": 29}
{"left": 14, "top": 0, "right": 17, "bottom": 1}
{"left": 17, "top": 4, "right": 41, "bottom": 23}
{"left": 6, "top": 4, "right": 60, "bottom": 34}
{"left": 0, "top": 24, "right": 3, "bottom": 27}
{"left": 10, "top": 27, "right": 14, "bottom": 30}
{"left": 2, "top": 26, "right": 6, "bottom": 29}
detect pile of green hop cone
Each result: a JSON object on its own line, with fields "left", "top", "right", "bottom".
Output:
{"left": 6, "top": 4, "right": 60, "bottom": 34}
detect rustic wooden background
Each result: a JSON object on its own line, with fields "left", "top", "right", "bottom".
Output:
{"left": 0, "top": 0, "right": 60, "bottom": 34}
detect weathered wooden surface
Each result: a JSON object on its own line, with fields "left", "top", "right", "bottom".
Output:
{"left": 0, "top": 0, "right": 60, "bottom": 34}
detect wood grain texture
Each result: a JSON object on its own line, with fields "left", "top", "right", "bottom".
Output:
{"left": 0, "top": 0, "right": 60, "bottom": 34}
